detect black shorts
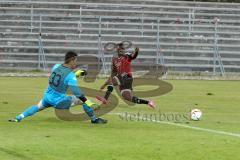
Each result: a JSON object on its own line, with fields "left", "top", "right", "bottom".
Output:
{"left": 115, "top": 74, "right": 133, "bottom": 91}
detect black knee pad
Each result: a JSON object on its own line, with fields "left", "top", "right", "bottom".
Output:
{"left": 107, "top": 85, "right": 114, "bottom": 92}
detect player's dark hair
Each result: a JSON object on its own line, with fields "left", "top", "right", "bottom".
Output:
{"left": 117, "top": 43, "right": 124, "bottom": 49}
{"left": 64, "top": 51, "right": 77, "bottom": 63}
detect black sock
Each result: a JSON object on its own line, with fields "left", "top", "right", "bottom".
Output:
{"left": 104, "top": 85, "right": 113, "bottom": 100}
{"left": 132, "top": 96, "right": 149, "bottom": 104}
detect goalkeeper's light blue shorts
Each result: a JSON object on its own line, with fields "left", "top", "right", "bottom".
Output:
{"left": 38, "top": 92, "right": 79, "bottom": 110}
{"left": 42, "top": 94, "right": 72, "bottom": 109}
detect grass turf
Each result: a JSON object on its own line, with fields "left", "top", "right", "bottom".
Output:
{"left": 0, "top": 77, "right": 240, "bottom": 160}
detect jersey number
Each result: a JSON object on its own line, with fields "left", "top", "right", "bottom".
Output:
{"left": 49, "top": 72, "right": 61, "bottom": 87}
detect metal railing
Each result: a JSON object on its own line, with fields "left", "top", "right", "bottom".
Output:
{"left": 2, "top": 2, "right": 236, "bottom": 74}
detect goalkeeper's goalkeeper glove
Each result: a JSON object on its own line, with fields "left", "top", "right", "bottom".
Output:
{"left": 75, "top": 70, "right": 87, "bottom": 78}
{"left": 85, "top": 99, "right": 99, "bottom": 110}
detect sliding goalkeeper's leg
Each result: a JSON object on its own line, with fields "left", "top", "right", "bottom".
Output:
{"left": 9, "top": 100, "right": 47, "bottom": 122}
{"left": 82, "top": 104, "right": 107, "bottom": 124}
{"left": 9, "top": 96, "right": 107, "bottom": 124}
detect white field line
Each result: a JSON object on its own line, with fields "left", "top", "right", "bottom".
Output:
{"left": 109, "top": 112, "right": 240, "bottom": 138}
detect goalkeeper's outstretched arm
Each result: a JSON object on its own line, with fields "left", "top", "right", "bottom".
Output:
{"left": 75, "top": 69, "right": 87, "bottom": 77}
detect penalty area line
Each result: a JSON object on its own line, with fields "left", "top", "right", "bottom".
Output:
{"left": 108, "top": 112, "right": 240, "bottom": 138}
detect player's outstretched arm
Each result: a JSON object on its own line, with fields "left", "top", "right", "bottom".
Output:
{"left": 129, "top": 47, "right": 139, "bottom": 60}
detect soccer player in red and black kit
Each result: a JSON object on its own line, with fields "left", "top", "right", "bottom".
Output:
{"left": 97, "top": 43, "right": 156, "bottom": 108}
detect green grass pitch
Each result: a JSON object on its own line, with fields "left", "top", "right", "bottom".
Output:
{"left": 0, "top": 77, "right": 240, "bottom": 160}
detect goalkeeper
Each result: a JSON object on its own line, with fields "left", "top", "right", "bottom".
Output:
{"left": 9, "top": 51, "right": 107, "bottom": 124}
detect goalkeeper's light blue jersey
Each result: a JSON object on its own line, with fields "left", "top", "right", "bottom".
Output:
{"left": 44, "top": 64, "right": 82, "bottom": 100}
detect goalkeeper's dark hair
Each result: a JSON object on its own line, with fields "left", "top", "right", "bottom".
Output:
{"left": 64, "top": 51, "right": 78, "bottom": 64}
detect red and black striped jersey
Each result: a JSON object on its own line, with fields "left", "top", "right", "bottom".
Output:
{"left": 112, "top": 55, "right": 133, "bottom": 76}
